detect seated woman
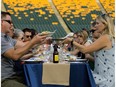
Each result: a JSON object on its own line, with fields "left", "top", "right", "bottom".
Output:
{"left": 62, "top": 14, "right": 115, "bottom": 87}
{"left": 13, "top": 29, "right": 26, "bottom": 48}
{"left": 13, "top": 29, "right": 38, "bottom": 60}
{"left": 69, "top": 31, "right": 89, "bottom": 59}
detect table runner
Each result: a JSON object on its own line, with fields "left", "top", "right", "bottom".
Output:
{"left": 42, "top": 63, "right": 70, "bottom": 86}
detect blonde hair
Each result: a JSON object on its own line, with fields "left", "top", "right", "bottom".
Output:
{"left": 78, "top": 31, "right": 88, "bottom": 44}
{"left": 82, "top": 30, "right": 88, "bottom": 43}
{"left": 96, "top": 14, "right": 115, "bottom": 39}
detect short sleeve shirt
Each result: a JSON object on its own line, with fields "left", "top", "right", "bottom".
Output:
{"left": 1, "top": 33, "right": 17, "bottom": 80}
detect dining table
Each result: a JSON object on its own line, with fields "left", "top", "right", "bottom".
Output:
{"left": 23, "top": 61, "right": 96, "bottom": 87}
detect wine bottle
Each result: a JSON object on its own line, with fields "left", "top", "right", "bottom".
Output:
{"left": 53, "top": 44, "right": 59, "bottom": 63}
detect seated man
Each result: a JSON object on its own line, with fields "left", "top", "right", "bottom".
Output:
{"left": 1, "top": 11, "right": 46, "bottom": 87}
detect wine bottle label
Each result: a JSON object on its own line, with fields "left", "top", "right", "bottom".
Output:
{"left": 55, "top": 55, "right": 59, "bottom": 61}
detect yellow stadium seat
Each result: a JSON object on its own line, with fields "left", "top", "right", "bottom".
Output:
{"left": 30, "top": 18, "right": 34, "bottom": 21}
{"left": 18, "top": 17, "right": 22, "bottom": 19}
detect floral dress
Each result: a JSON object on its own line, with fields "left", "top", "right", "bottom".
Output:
{"left": 93, "top": 39, "right": 115, "bottom": 87}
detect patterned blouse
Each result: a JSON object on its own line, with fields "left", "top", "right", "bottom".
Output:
{"left": 93, "top": 38, "right": 115, "bottom": 87}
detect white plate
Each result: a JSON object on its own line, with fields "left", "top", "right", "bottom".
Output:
{"left": 33, "top": 54, "right": 41, "bottom": 57}
{"left": 22, "top": 59, "right": 35, "bottom": 62}
{"left": 39, "top": 31, "right": 55, "bottom": 37}
{"left": 22, "top": 57, "right": 44, "bottom": 62}
{"left": 65, "top": 59, "right": 87, "bottom": 62}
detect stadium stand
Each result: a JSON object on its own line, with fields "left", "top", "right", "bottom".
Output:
{"left": 99, "top": 0, "right": 115, "bottom": 18}
{"left": 52, "top": 0, "right": 115, "bottom": 32}
{"left": 3, "top": 0, "right": 67, "bottom": 39}
{"left": 3, "top": 0, "right": 115, "bottom": 38}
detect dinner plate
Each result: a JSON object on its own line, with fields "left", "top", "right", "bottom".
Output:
{"left": 47, "top": 32, "right": 55, "bottom": 36}
{"left": 39, "top": 31, "right": 55, "bottom": 37}
{"left": 65, "top": 59, "right": 87, "bottom": 62}
{"left": 33, "top": 54, "right": 41, "bottom": 57}
{"left": 22, "top": 57, "right": 44, "bottom": 63}
{"left": 22, "top": 60, "right": 44, "bottom": 63}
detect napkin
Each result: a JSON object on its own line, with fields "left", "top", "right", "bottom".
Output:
{"left": 42, "top": 63, "right": 70, "bottom": 86}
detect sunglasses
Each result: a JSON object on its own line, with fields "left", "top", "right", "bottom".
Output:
{"left": 77, "top": 35, "right": 83, "bottom": 37}
{"left": 26, "top": 35, "right": 32, "bottom": 38}
{"left": 101, "top": 14, "right": 107, "bottom": 21}
{"left": 3, "top": 20, "right": 13, "bottom": 24}
{"left": 90, "top": 30, "right": 96, "bottom": 33}
{"left": 21, "top": 37, "right": 24, "bottom": 40}
{"left": 73, "top": 36, "right": 77, "bottom": 39}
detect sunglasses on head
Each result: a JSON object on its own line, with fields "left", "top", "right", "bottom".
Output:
{"left": 90, "top": 30, "right": 96, "bottom": 33}
{"left": 101, "top": 14, "right": 107, "bottom": 21}
{"left": 3, "top": 20, "right": 13, "bottom": 24}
